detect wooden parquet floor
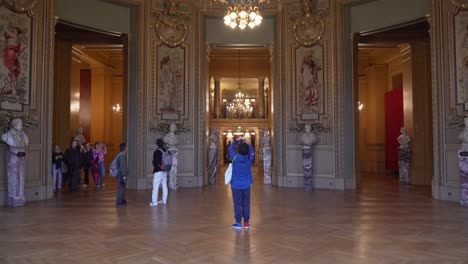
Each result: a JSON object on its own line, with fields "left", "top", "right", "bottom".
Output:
{"left": 1, "top": 169, "right": 468, "bottom": 264}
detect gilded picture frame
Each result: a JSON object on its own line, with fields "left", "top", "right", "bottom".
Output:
{"left": 0, "top": 4, "right": 33, "bottom": 111}
{"left": 154, "top": 44, "right": 189, "bottom": 121}
{"left": 291, "top": 42, "right": 327, "bottom": 121}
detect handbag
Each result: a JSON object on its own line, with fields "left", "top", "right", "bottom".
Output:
{"left": 224, "top": 155, "right": 237, "bottom": 185}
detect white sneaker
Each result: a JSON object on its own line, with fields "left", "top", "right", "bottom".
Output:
{"left": 149, "top": 202, "right": 158, "bottom": 207}
{"left": 158, "top": 200, "right": 167, "bottom": 205}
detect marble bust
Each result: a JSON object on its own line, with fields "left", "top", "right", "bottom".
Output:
{"left": 1, "top": 118, "right": 29, "bottom": 207}
{"left": 300, "top": 124, "right": 317, "bottom": 147}
{"left": 459, "top": 118, "right": 468, "bottom": 151}
{"left": 397, "top": 127, "right": 411, "bottom": 149}
{"left": 163, "top": 122, "right": 178, "bottom": 147}
{"left": 2, "top": 118, "right": 29, "bottom": 148}
{"left": 74, "top": 127, "right": 86, "bottom": 146}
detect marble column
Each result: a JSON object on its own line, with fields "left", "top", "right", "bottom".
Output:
{"left": 398, "top": 127, "right": 411, "bottom": 184}
{"left": 257, "top": 77, "right": 265, "bottom": 119}
{"left": 302, "top": 146, "right": 312, "bottom": 191}
{"left": 262, "top": 127, "right": 271, "bottom": 184}
{"left": 214, "top": 77, "right": 222, "bottom": 118}
{"left": 459, "top": 151, "right": 468, "bottom": 207}
{"left": 168, "top": 146, "right": 178, "bottom": 190}
{"left": 300, "top": 124, "right": 317, "bottom": 191}
{"left": 209, "top": 128, "right": 218, "bottom": 185}
{"left": 164, "top": 123, "right": 178, "bottom": 189}
{"left": 458, "top": 118, "right": 468, "bottom": 206}
{"left": 398, "top": 147, "right": 410, "bottom": 184}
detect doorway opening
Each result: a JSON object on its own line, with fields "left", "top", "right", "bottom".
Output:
{"left": 207, "top": 46, "right": 273, "bottom": 185}
{"left": 53, "top": 21, "right": 128, "bottom": 192}
{"left": 353, "top": 19, "right": 433, "bottom": 196}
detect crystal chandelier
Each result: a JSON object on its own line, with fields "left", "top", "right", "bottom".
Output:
{"left": 226, "top": 50, "right": 254, "bottom": 119}
{"left": 223, "top": 0, "right": 263, "bottom": 30}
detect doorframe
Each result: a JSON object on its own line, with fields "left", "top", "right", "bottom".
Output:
{"left": 350, "top": 18, "right": 434, "bottom": 191}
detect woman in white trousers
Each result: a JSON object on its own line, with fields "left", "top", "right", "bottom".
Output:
{"left": 150, "top": 138, "right": 169, "bottom": 207}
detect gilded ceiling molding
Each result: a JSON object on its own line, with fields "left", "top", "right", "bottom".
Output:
{"left": 153, "top": 0, "right": 190, "bottom": 48}
{"left": 1, "top": 0, "right": 36, "bottom": 14}
{"left": 290, "top": 0, "right": 327, "bottom": 47}
{"left": 451, "top": 0, "right": 468, "bottom": 9}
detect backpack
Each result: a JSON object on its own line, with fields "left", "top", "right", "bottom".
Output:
{"left": 109, "top": 153, "right": 122, "bottom": 177}
{"left": 159, "top": 149, "right": 172, "bottom": 171}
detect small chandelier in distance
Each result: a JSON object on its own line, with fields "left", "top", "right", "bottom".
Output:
{"left": 223, "top": 0, "right": 263, "bottom": 30}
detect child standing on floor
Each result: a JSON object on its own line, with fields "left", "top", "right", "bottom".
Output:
{"left": 228, "top": 136, "right": 254, "bottom": 229}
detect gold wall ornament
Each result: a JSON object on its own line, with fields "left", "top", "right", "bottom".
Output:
{"left": 451, "top": 0, "right": 468, "bottom": 9}
{"left": 1, "top": 0, "right": 36, "bottom": 13}
{"left": 153, "top": 0, "right": 190, "bottom": 48}
{"left": 290, "top": 0, "right": 327, "bottom": 47}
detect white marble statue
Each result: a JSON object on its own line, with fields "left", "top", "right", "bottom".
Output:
{"left": 163, "top": 123, "right": 178, "bottom": 147}
{"left": 164, "top": 123, "right": 178, "bottom": 189}
{"left": 299, "top": 124, "right": 318, "bottom": 148}
{"left": 73, "top": 127, "right": 86, "bottom": 146}
{"left": 1, "top": 118, "right": 29, "bottom": 207}
{"left": 397, "top": 127, "right": 411, "bottom": 149}
{"left": 459, "top": 118, "right": 468, "bottom": 151}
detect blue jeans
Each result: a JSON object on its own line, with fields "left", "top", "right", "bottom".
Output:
{"left": 98, "top": 162, "right": 105, "bottom": 186}
{"left": 231, "top": 188, "right": 251, "bottom": 223}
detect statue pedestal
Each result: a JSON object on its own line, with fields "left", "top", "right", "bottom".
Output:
{"left": 263, "top": 146, "right": 271, "bottom": 185}
{"left": 7, "top": 149, "right": 26, "bottom": 207}
{"left": 209, "top": 147, "right": 217, "bottom": 185}
{"left": 302, "top": 146, "right": 312, "bottom": 191}
{"left": 398, "top": 147, "right": 410, "bottom": 184}
{"left": 169, "top": 146, "right": 178, "bottom": 190}
{"left": 459, "top": 151, "right": 468, "bottom": 207}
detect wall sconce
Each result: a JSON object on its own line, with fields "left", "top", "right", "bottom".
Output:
{"left": 112, "top": 103, "right": 121, "bottom": 114}
{"left": 358, "top": 101, "right": 364, "bottom": 112}
{"left": 70, "top": 101, "right": 80, "bottom": 113}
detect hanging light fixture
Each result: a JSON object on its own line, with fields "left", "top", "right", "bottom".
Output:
{"left": 226, "top": 50, "right": 253, "bottom": 119}
{"left": 222, "top": 0, "right": 264, "bottom": 30}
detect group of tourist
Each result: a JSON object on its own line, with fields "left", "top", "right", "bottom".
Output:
{"left": 51, "top": 141, "right": 109, "bottom": 192}
{"left": 51, "top": 127, "right": 255, "bottom": 227}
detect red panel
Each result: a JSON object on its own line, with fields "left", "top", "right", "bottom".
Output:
{"left": 80, "top": 69, "right": 91, "bottom": 142}
{"left": 384, "top": 89, "right": 403, "bottom": 172}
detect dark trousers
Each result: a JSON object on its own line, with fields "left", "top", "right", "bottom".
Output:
{"left": 232, "top": 188, "right": 251, "bottom": 223}
{"left": 83, "top": 167, "right": 90, "bottom": 185}
{"left": 116, "top": 179, "right": 127, "bottom": 206}
{"left": 69, "top": 169, "right": 80, "bottom": 192}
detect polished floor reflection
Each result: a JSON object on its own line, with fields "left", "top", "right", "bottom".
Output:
{"left": 1, "top": 168, "right": 468, "bottom": 263}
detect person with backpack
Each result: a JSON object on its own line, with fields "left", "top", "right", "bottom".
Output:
{"left": 115, "top": 142, "right": 128, "bottom": 208}
{"left": 228, "top": 136, "right": 254, "bottom": 229}
{"left": 150, "top": 138, "right": 171, "bottom": 207}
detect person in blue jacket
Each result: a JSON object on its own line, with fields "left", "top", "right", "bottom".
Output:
{"left": 228, "top": 136, "right": 254, "bottom": 229}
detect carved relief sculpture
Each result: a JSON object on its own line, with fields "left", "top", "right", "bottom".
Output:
{"left": 299, "top": 124, "right": 317, "bottom": 191}
{"left": 208, "top": 128, "right": 218, "bottom": 185}
{"left": 0, "top": 0, "right": 35, "bottom": 111}
{"left": 262, "top": 127, "right": 272, "bottom": 185}
{"left": 397, "top": 127, "right": 411, "bottom": 184}
{"left": 164, "top": 123, "right": 179, "bottom": 189}
{"left": 1, "top": 118, "right": 28, "bottom": 207}
{"left": 153, "top": 0, "right": 190, "bottom": 48}
{"left": 454, "top": 6, "right": 468, "bottom": 111}
{"left": 290, "top": 0, "right": 326, "bottom": 47}
{"left": 459, "top": 118, "right": 468, "bottom": 206}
